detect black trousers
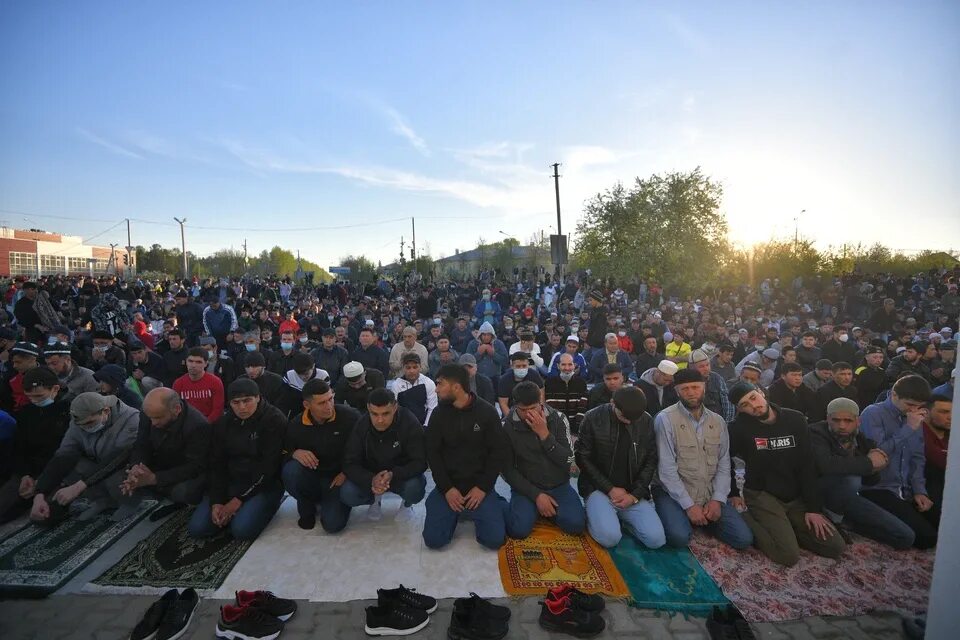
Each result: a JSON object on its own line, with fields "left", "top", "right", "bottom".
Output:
{"left": 860, "top": 489, "right": 938, "bottom": 550}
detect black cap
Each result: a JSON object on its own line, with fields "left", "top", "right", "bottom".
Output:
{"left": 43, "top": 342, "right": 73, "bottom": 357}
{"left": 321, "top": 328, "right": 336, "bottom": 337}
{"left": 244, "top": 352, "right": 266, "bottom": 367}
{"left": 815, "top": 359, "right": 833, "bottom": 370}
{"left": 864, "top": 345, "right": 883, "bottom": 355}
{"left": 94, "top": 364, "right": 127, "bottom": 387}
{"left": 0, "top": 327, "right": 16, "bottom": 341}
{"left": 673, "top": 368, "right": 704, "bottom": 385}
{"left": 23, "top": 367, "right": 58, "bottom": 390}
{"left": 728, "top": 381, "right": 757, "bottom": 405}
{"left": 228, "top": 378, "right": 260, "bottom": 400}
{"left": 11, "top": 342, "right": 40, "bottom": 357}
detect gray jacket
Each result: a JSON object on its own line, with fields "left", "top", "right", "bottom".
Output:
{"left": 502, "top": 405, "right": 574, "bottom": 500}
{"left": 62, "top": 365, "right": 100, "bottom": 397}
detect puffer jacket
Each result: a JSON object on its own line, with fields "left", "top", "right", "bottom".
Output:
{"left": 574, "top": 403, "right": 657, "bottom": 501}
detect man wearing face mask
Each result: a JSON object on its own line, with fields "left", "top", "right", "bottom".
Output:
{"left": 821, "top": 327, "right": 857, "bottom": 365}
{"left": 0, "top": 368, "right": 72, "bottom": 522}
{"left": 498, "top": 352, "right": 545, "bottom": 417}
{"left": 268, "top": 330, "right": 300, "bottom": 376}
{"left": 43, "top": 342, "right": 99, "bottom": 397}
{"left": 30, "top": 392, "right": 141, "bottom": 524}
{"left": 311, "top": 328, "right": 350, "bottom": 387}
{"left": 544, "top": 353, "right": 588, "bottom": 434}
{"left": 199, "top": 336, "right": 237, "bottom": 390}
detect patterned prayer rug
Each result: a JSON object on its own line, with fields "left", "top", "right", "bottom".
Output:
{"left": 498, "top": 521, "right": 629, "bottom": 596}
{"left": 89, "top": 504, "right": 262, "bottom": 594}
{"left": 689, "top": 530, "right": 934, "bottom": 622}
{"left": 609, "top": 535, "right": 729, "bottom": 614}
{"left": 0, "top": 500, "right": 155, "bottom": 598}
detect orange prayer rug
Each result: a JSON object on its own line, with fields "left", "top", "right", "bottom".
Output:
{"left": 498, "top": 521, "right": 629, "bottom": 596}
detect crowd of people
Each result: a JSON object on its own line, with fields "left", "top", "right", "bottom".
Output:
{"left": 0, "top": 267, "right": 954, "bottom": 565}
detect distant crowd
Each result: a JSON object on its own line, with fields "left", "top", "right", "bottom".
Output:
{"left": 0, "top": 267, "right": 954, "bottom": 564}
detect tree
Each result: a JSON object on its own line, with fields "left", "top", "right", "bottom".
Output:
{"left": 572, "top": 168, "right": 729, "bottom": 290}
{"left": 339, "top": 255, "right": 378, "bottom": 283}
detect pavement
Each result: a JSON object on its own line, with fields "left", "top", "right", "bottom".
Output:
{"left": 0, "top": 594, "right": 911, "bottom": 640}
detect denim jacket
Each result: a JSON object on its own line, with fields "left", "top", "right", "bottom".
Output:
{"left": 859, "top": 398, "right": 926, "bottom": 498}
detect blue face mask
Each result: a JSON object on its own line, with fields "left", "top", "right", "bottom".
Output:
{"left": 33, "top": 397, "right": 55, "bottom": 408}
{"left": 280, "top": 341, "right": 294, "bottom": 351}
{"left": 245, "top": 343, "right": 257, "bottom": 352}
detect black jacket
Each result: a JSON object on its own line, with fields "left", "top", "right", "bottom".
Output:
{"left": 208, "top": 400, "right": 286, "bottom": 505}
{"left": 126, "top": 350, "right": 168, "bottom": 384}
{"left": 342, "top": 407, "right": 427, "bottom": 488}
{"left": 10, "top": 389, "right": 73, "bottom": 478}
{"left": 503, "top": 405, "right": 573, "bottom": 500}
{"left": 425, "top": 395, "right": 507, "bottom": 494}
{"left": 242, "top": 371, "right": 284, "bottom": 406}
{"left": 284, "top": 404, "right": 361, "bottom": 476}
{"left": 162, "top": 347, "right": 189, "bottom": 386}
{"left": 471, "top": 373, "right": 497, "bottom": 407}
{"left": 130, "top": 400, "right": 210, "bottom": 489}
{"left": 574, "top": 404, "right": 657, "bottom": 501}
{"left": 334, "top": 368, "right": 386, "bottom": 412}
{"left": 312, "top": 345, "right": 350, "bottom": 385}
{"left": 767, "top": 378, "right": 816, "bottom": 420}
{"left": 350, "top": 345, "right": 390, "bottom": 378}
{"left": 809, "top": 421, "right": 879, "bottom": 485}
{"left": 210, "top": 356, "right": 238, "bottom": 392}
{"left": 821, "top": 340, "right": 857, "bottom": 366}
{"left": 810, "top": 381, "right": 859, "bottom": 423}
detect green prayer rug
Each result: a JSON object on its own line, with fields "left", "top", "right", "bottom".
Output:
{"left": 90, "top": 504, "right": 257, "bottom": 594}
{"left": 0, "top": 500, "right": 156, "bottom": 598}
{"left": 609, "top": 535, "right": 729, "bottom": 614}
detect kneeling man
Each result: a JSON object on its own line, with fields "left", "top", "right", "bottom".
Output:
{"left": 653, "top": 368, "right": 752, "bottom": 549}
{"left": 503, "top": 381, "right": 585, "bottom": 539}
{"left": 341, "top": 388, "right": 427, "bottom": 521}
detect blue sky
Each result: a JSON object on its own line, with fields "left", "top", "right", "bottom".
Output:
{"left": 1, "top": 1, "right": 958, "bottom": 267}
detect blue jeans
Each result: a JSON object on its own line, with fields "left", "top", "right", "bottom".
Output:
{"left": 506, "top": 483, "right": 586, "bottom": 539}
{"left": 652, "top": 487, "right": 753, "bottom": 550}
{"left": 281, "top": 460, "right": 351, "bottom": 533}
{"left": 187, "top": 484, "right": 284, "bottom": 541}
{"left": 422, "top": 487, "right": 507, "bottom": 550}
{"left": 585, "top": 490, "right": 666, "bottom": 548}
{"left": 340, "top": 475, "right": 427, "bottom": 507}
{"left": 819, "top": 475, "right": 915, "bottom": 549}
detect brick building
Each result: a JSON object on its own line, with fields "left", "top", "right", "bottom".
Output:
{"left": 0, "top": 227, "right": 131, "bottom": 277}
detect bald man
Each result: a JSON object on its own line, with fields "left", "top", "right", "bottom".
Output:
{"left": 120, "top": 387, "right": 212, "bottom": 520}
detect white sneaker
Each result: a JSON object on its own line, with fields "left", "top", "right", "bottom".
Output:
{"left": 395, "top": 505, "right": 417, "bottom": 523}
{"left": 366, "top": 497, "right": 383, "bottom": 521}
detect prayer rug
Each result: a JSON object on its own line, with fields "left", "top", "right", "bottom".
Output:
{"left": 0, "top": 500, "right": 155, "bottom": 598}
{"left": 689, "top": 530, "right": 934, "bottom": 622}
{"left": 498, "top": 521, "right": 629, "bottom": 597}
{"left": 89, "top": 503, "right": 265, "bottom": 595}
{"left": 609, "top": 534, "right": 729, "bottom": 614}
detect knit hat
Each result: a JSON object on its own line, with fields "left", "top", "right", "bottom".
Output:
{"left": 228, "top": 378, "right": 260, "bottom": 399}
{"left": 589, "top": 290, "right": 603, "bottom": 303}
{"left": 94, "top": 364, "right": 127, "bottom": 388}
{"left": 657, "top": 360, "right": 679, "bottom": 375}
{"left": 826, "top": 397, "right": 860, "bottom": 417}
{"left": 728, "top": 381, "right": 757, "bottom": 406}
{"left": 343, "top": 361, "right": 365, "bottom": 380}
{"left": 673, "top": 368, "right": 704, "bottom": 385}
{"left": 11, "top": 342, "right": 39, "bottom": 357}
{"left": 815, "top": 359, "right": 833, "bottom": 370}
{"left": 458, "top": 353, "right": 477, "bottom": 366}
{"left": 243, "top": 352, "right": 266, "bottom": 367}
{"left": 762, "top": 348, "right": 780, "bottom": 360}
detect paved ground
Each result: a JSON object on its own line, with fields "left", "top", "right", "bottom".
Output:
{"left": 0, "top": 595, "right": 910, "bottom": 639}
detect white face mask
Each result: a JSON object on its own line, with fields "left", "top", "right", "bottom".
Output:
{"left": 559, "top": 371, "right": 574, "bottom": 382}
{"left": 513, "top": 368, "right": 529, "bottom": 379}
{"left": 618, "top": 331, "right": 626, "bottom": 337}
{"left": 839, "top": 334, "right": 849, "bottom": 343}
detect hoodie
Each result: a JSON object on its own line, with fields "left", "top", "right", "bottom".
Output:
{"left": 466, "top": 322, "right": 509, "bottom": 379}
{"left": 635, "top": 367, "right": 678, "bottom": 417}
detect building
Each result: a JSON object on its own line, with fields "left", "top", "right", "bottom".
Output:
{"left": 0, "top": 227, "right": 131, "bottom": 277}
{"left": 434, "top": 244, "right": 552, "bottom": 278}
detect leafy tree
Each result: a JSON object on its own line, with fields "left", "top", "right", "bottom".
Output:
{"left": 572, "top": 168, "right": 729, "bottom": 290}
{"left": 339, "top": 255, "right": 378, "bottom": 283}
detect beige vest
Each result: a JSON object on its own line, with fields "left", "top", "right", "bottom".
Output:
{"left": 661, "top": 403, "right": 724, "bottom": 506}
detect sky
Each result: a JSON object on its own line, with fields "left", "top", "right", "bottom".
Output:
{"left": 1, "top": 1, "right": 958, "bottom": 268}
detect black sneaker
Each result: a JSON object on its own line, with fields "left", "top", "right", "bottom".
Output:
{"left": 448, "top": 603, "right": 509, "bottom": 640}
{"left": 236, "top": 589, "right": 297, "bottom": 621}
{"left": 378, "top": 584, "right": 438, "bottom": 614}
{"left": 546, "top": 585, "right": 605, "bottom": 613}
{"left": 453, "top": 593, "right": 511, "bottom": 622}
{"left": 538, "top": 597, "right": 605, "bottom": 638}
{"left": 707, "top": 606, "right": 739, "bottom": 640}
{"left": 364, "top": 604, "right": 430, "bottom": 636}
{"left": 296, "top": 501, "right": 316, "bottom": 530}
{"left": 216, "top": 605, "right": 284, "bottom": 640}
{"left": 724, "top": 605, "right": 756, "bottom": 640}
{"left": 156, "top": 588, "right": 199, "bottom": 640}
{"left": 129, "top": 588, "right": 178, "bottom": 640}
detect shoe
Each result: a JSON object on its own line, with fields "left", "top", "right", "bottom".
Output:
{"left": 378, "top": 584, "right": 438, "bottom": 614}
{"left": 707, "top": 606, "right": 739, "bottom": 640}
{"left": 448, "top": 600, "right": 509, "bottom": 640}
{"left": 453, "top": 593, "right": 511, "bottom": 622}
{"left": 394, "top": 505, "right": 417, "bottom": 523}
{"left": 129, "top": 588, "right": 178, "bottom": 640}
{"left": 216, "top": 604, "right": 284, "bottom": 640}
{"left": 364, "top": 604, "right": 429, "bottom": 636}
{"left": 76, "top": 498, "right": 113, "bottom": 521}
{"left": 723, "top": 605, "right": 755, "bottom": 640}
{"left": 156, "top": 588, "right": 200, "bottom": 640}
{"left": 367, "top": 497, "right": 383, "bottom": 521}
{"left": 236, "top": 590, "right": 297, "bottom": 621}
{"left": 538, "top": 597, "right": 605, "bottom": 638}
{"left": 546, "top": 585, "right": 605, "bottom": 613}
{"left": 149, "top": 502, "right": 186, "bottom": 522}
{"left": 111, "top": 502, "right": 143, "bottom": 522}
{"left": 297, "top": 502, "right": 316, "bottom": 530}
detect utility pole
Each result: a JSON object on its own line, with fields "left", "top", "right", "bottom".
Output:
{"left": 411, "top": 218, "right": 417, "bottom": 262}
{"left": 125, "top": 218, "right": 134, "bottom": 279}
{"left": 173, "top": 217, "right": 188, "bottom": 278}
{"left": 108, "top": 243, "right": 118, "bottom": 275}
{"left": 551, "top": 163, "right": 562, "bottom": 235}
{"left": 794, "top": 209, "right": 805, "bottom": 253}
{"left": 242, "top": 239, "right": 248, "bottom": 268}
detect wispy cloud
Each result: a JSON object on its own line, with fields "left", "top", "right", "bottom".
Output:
{"left": 663, "top": 13, "right": 709, "bottom": 55}
{"left": 382, "top": 106, "right": 430, "bottom": 156}
{"left": 76, "top": 128, "right": 143, "bottom": 159}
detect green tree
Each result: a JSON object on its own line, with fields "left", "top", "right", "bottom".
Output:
{"left": 572, "top": 168, "right": 729, "bottom": 289}
{"left": 338, "top": 255, "right": 378, "bottom": 282}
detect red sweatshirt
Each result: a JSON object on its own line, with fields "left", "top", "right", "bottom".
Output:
{"left": 173, "top": 372, "right": 224, "bottom": 424}
{"left": 923, "top": 422, "right": 949, "bottom": 472}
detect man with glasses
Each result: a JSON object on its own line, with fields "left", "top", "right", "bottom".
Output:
{"left": 727, "top": 382, "right": 845, "bottom": 566}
